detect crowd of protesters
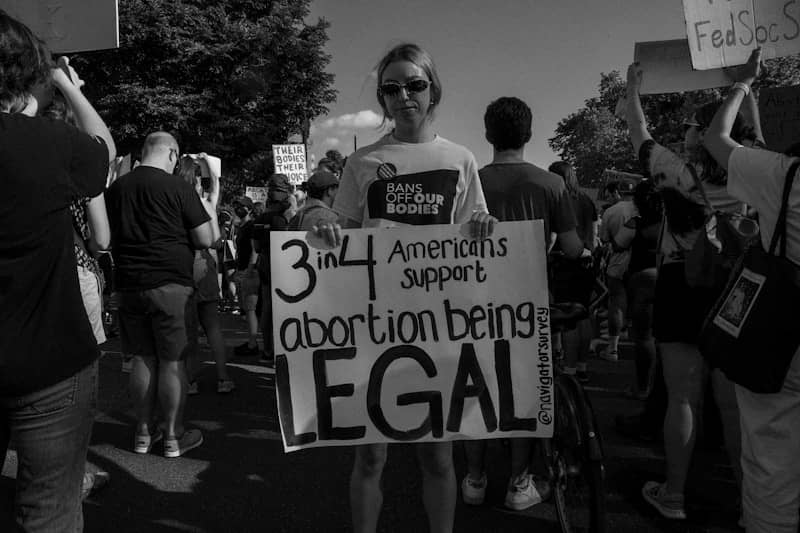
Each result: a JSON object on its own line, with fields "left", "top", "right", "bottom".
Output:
{"left": 1, "top": 8, "right": 798, "bottom": 533}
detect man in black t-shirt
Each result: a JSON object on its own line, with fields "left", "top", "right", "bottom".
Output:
{"left": 232, "top": 196, "right": 262, "bottom": 356}
{"left": 252, "top": 173, "right": 293, "bottom": 364}
{"left": 463, "top": 97, "right": 584, "bottom": 513}
{"left": 106, "top": 132, "right": 214, "bottom": 459}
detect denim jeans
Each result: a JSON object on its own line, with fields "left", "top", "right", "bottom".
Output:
{"left": 1, "top": 361, "right": 97, "bottom": 532}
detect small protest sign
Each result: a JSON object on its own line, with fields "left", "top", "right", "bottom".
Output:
{"left": 634, "top": 39, "right": 730, "bottom": 94}
{"left": 270, "top": 221, "right": 554, "bottom": 452}
{"left": 758, "top": 85, "right": 800, "bottom": 152}
{"left": 682, "top": 0, "right": 800, "bottom": 70}
{"left": 0, "top": 0, "right": 119, "bottom": 53}
{"left": 245, "top": 186, "right": 269, "bottom": 204}
{"left": 273, "top": 144, "right": 308, "bottom": 186}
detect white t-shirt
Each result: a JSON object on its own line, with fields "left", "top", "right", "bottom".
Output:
{"left": 600, "top": 200, "right": 636, "bottom": 278}
{"left": 333, "top": 133, "right": 487, "bottom": 228}
{"left": 727, "top": 147, "right": 800, "bottom": 265}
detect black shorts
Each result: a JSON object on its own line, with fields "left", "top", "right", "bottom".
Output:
{"left": 550, "top": 257, "right": 595, "bottom": 308}
{"left": 653, "top": 262, "right": 719, "bottom": 344}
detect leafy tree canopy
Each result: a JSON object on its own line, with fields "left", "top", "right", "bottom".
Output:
{"left": 548, "top": 55, "right": 800, "bottom": 187}
{"left": 72, "top": 0, "right": 336, "bottom": 196}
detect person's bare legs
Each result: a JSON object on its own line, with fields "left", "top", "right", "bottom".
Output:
{"left": 416, "top": 442, "right": 456, "bottom": 533}
{"left": 351, "top": 443, "right": 387, "bottom": 533}
{"left": 660, "top": 342, "right": 705, "bottom": 495}
{"left": 159, "top": 359, "right": 188, "bottom": 438}
{"left": 463, "top": 440, "right": 486, "bottom": 479}
{"left": 130, "top": 355, "right": 158, "bottom": 435}
{"left": 711, "top": 369, "right": 742, "bottom": 489}
{"left": 510, "top": 438, "right": 532, "bottom": 479}
{"left": 198, "top": 301, "right": 231, "bottom": 381}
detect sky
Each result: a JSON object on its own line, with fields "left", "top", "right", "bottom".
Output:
{"left": 306, "top": 0, "right": 689, "bottom": 169}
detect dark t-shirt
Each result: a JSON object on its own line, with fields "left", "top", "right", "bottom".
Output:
{"left": 571, "top": 192, "right": 598, "bottom": 251}
{"left": 0, "top": 114, "right": 108, "bottom": 397}
{"left": 106, "top": 166, "right": 210, "bottom": 290}
{"left": 479, "top": 162, "right": 576, "bottom": 250}
{"left": 253, "top": 206, "right": 289, "bottom": 281}
{"left": 235, "top": 219, "right": 255, "bottom": 271}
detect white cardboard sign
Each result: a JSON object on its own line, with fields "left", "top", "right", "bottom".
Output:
{"left": 683, "top": 0, "right": 800, "bottom": 70}
{"left": 271, "top": 221, "right": 554, "bottom": 452}
{"left": 634, "top": 39, "right": 730, "bottom": 94}
{"left": 758, "top": 85, "right": 800, "bottom": 152}
{"left": 0, "top": 0, "right": 119, "bottom": 53}
{"left": 272, "top": 144, "right": 308, "bottom": 186}
{"left": 245, "top": 186, "right": 269, "bottom": 204}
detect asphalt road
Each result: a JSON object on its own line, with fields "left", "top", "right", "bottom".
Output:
{"left": 2, "top": 311, "right": 742, "bottom": 532}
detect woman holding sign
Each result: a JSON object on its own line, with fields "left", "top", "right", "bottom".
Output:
{"left": 320, "top": 43, "right": 495, "bottom": 533}
{"left": 625, "top": 60, "right": 762, "bottom": 521}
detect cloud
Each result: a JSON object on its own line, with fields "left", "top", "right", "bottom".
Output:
{"left": 320, "top": 110, "right": 382, "bottom": 131}
{"left": 320, "top": 137, "right": 341, "bottom": 149}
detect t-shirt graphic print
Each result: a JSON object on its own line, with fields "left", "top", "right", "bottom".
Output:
{"left": 367, "top": 169, "right": 458, "bottom": 225}
{"left": 333, "top": 134, "right": 487, "bottom": 228}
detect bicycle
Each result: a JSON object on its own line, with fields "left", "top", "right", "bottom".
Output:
{"left": 544, "top": 302, "right": 607, "bottom": 533}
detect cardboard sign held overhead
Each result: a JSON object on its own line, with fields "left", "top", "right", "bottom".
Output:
{"left": 634, "top": 39, "right": 730, "bottom": 94}
{"left": 682, "top": 0, "right": 800, "bottom": 70}
{"left": 273, "top": 144, "right": 308, "bottom": 186}
{"left": 0, "top": 0, "right": 119, "bottom": 53}
{"left": 758, "top": 86, "right": 800, "bottom": 152}
{"left": 271, "top": 221, "right": 554, "bottom": 452}
{"left": 245, "top": 186, "right": 269, "bottom": 204}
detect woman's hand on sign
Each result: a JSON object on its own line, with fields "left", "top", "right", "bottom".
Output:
{"left": 626, "top": 62, "right": 643, "bottom": 95}
{"left": 468, "top": 210, "right": 497, "bottom": 241}
{"left": 312, "top": 221, "right": 343, "bottom": 248}
{"left": 726, "top": 47, "right": 762, "bottom": 87}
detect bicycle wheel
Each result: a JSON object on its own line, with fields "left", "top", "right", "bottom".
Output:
{"left": 552, "top": 375, "right": 606, "bottom": 533}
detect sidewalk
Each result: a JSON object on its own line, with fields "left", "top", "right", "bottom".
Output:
{"left": 2, "top": 312, "right": 742, "bottom": 532}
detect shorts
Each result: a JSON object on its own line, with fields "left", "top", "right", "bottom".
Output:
{"left": 627, "top": 268, "right": 657, "bottom": 341}
{"left": 118, "top": 284, "right": 194, "bottom": 361}
{"left": 550, "top": 256, "right": 595, "bottom": 307}
{"left": 77, "top": 265, "right": 106, "bottom": 345}
{"left": 653, "top": 262, "right": 718, "bottom": 344}
{"left": 193, "top": 249, "right": 220, "bottom": 303}
{"left": 236, "top": 270, "right": 260, "bottom": 311}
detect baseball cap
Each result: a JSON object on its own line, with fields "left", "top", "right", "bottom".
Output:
{"left": 267, "top": 173, "right": 292, "bottom": 193}
{"left": 307, "top": 170, "right": 339, "bottom": 191}
{"left": 233, "top": 196, "right": 254, "bottom": 209}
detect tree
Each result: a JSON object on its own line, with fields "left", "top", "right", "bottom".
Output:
{"left": 72, "top": 0, "right": 336, "bottom": 196}
{"left": 548, "top": 56, "right": 800, "bottom": 187}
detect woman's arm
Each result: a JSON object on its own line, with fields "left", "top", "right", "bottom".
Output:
{"left": 52, "top": 57, "right": 116, "bottom": 162}
{"left": 625, "top": 62, "right": 654, "bottom": 155}
{"left": 706, "top": 48, "right": 762, "bottom": 171}
{"left": 86, "top": 194, "right": 110, "bottom": 252}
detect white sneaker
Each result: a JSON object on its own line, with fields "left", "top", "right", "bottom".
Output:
{"left": 461, "top": 473, "right": 487, "bottom": 505}
{"left": 505, "top": 473, "right": 550, "bottom": 511}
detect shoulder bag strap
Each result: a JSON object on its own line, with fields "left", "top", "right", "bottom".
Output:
{"left": 768, "top": 160, "right": 800, "bottom": 257}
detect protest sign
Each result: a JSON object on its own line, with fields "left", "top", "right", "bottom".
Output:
{"left": 634, "top": 39, "right": 730, "bottom": 94}
{"left": 270, "top": 222, "right": 554, "bottom": 452}
{"left": 273, "top": 144, "right": 308, "bottom": 186}
{"left": 682, "top": 0, "right": 800, "bottom": 70}
{"left": 758, "top": 85, "right": 800, "bottom": 152}
{"left": 0, "top": 0, "right": 119, "bottom": 53}
{"left": 189, "top": 154, "right": 221, "bottom": 178}
{"left": 245, "top": 186, "right": 269, "bottom": 204}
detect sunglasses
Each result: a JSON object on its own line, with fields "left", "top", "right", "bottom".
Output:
{"left": 379, "top": 79, "right": 431, "bottom": 97}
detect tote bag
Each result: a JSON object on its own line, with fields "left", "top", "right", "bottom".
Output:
{"left": 700, "top": 161, "right": 800, "bottom": 393}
